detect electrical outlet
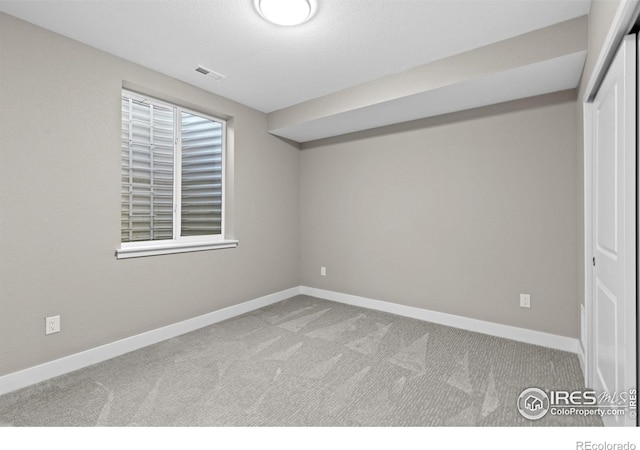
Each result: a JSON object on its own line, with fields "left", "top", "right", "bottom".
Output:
{"left": 520, "top": 294, "right": 531, "bottom": 309}
{"left": 320, "top": 266, "right": 327, "bottom": 276}
{"left": 45, "top": 315, "right": 60, "bottom": 335}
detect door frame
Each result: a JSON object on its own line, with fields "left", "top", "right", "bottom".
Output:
{"left": 583, "top": 0, "right": 640, "bottom": 423}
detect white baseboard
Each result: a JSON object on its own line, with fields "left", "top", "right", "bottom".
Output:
{"left": 0, "top": 284, "right": 581, "bottom": 397}
{"left": 300, "top": 286, "right": 581, "bottom": 355}
{"left": 0, "top": 286, "right": 302, "bottom": 396}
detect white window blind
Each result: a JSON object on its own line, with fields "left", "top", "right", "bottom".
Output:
{"left": 118, "top": 90, "right": 235, "bottom": 258}
{"left": 180, "top": 111, "right": 223, "bottom": 237}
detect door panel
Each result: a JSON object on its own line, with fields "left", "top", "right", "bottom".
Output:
{"left": 595, "top": 87, "right": 618, "bottom": 258}
{"left": 595, "top": 280, "right": 617, "bottom": 393}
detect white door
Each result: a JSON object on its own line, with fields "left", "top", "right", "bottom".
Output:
{"left": 590, "top": 34, "right": 636, "bottom": 427}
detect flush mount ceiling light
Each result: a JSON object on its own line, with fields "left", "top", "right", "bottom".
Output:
{"left": 255, "top": 0, "right": 316, "bottom": 26}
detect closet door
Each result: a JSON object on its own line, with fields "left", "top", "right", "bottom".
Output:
{"left": 590, "top": 34, "right": 636, "bottom": 427}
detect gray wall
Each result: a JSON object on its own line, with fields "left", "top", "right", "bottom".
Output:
{"left": 0, "top": 13, "right": 300, "bottom": 376}
{"left": 300, "top": 91, "right": 579, "bottom": 338}
{"left": 2, "top": 3, "right": 614, "bottom": 377}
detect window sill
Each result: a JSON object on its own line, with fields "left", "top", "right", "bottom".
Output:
{"left": 116, "top": 239, "right": 239, "bottom": 259}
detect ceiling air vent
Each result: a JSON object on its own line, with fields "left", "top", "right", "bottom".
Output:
{"left": 195, "top": 65, "right": 226, "bottom": 81}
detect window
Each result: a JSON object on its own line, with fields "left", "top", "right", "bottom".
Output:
{"left": 116, "top": 90, "right": 237, "bottom": 258}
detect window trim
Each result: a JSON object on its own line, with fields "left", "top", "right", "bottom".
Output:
{"left": 116, "top": 89, "right": 237, "bottom": 259}
{"left": 116, "top": 237, "right": 238, "bottom": 259}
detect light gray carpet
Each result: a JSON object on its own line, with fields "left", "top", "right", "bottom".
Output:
{"left": 0, "top": 295, "right": 601, "bottom": 426}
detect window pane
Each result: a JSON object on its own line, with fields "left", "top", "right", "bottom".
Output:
{"left": 180, "top": 112, "right": 223, "bottom": 236}
{"left": 121, "top": 96, "right": 174, "bottom": 242}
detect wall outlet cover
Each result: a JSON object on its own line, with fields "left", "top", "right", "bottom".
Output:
{"left": 45, "top": 315, "right": 60, "bottom": 335}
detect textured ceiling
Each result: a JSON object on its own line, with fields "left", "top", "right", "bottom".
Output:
{"left": 0, "top": 0, "right": 591, "bottom": 114}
